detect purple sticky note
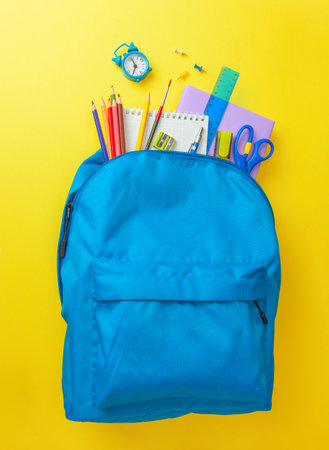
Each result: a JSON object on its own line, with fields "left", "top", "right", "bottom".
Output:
{"left": 176, "top": 85, "right": 275, "bottom": 179}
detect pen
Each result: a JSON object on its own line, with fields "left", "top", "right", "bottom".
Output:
{"left": 188, "top": 127, "right": 203, "bottom": 154}
{"left": 145, "top": 79, "right": 172, "bottom": 150}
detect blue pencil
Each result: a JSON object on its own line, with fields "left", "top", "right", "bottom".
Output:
{"left": 92, "top": 101, "right": 109, "bottom": 161}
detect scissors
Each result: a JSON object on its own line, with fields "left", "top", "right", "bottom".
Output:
{"left": 233, "top": 124, "right": 274, "bottom": 174}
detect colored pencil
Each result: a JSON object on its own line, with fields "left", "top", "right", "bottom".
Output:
{"left": 145, "top": 80, "right": 172, "bottom": 150}
{"left": 108, "top": 98, "right": 116, "bottom": 157}
{"left": 110, "top": 85, "right": 116, "bottom": 104}
{"left": 111, "top": 96, "right": 121, "bottom": 156}
{"left": 101, "top": 97, "right": 111, "bottom": 158}
{"left": 117, "top": 94, "right": 126, "bottom": 154}
{"left": 110, "top": 86, "right": 117, "bottom": 156}
{"left": 136, "top": 93, "right": 150, "bottom": 150}
{"left": 91, "top": 101, "right": 108, "bottom": 162}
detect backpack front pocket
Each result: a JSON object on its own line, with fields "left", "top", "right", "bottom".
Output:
{"left": 91, "top": 259, "right": 268, "bottom": 410}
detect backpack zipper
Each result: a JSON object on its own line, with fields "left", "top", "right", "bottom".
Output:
{"left": 59, "top": 199, "right": 73, "bottom": 258}
{"left": 253, "top": 300, "right": 268, "bottom": 324}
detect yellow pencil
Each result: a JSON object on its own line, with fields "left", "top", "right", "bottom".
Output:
{"left": 101, "top": 96, "right": 112, "bottom": 158}
{"left": 136, "top": 93, "right": 150, "bottom": 150}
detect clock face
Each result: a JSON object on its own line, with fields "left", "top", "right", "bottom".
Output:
{"left": 123, "top": 53, "right": 147, "bottom": 77}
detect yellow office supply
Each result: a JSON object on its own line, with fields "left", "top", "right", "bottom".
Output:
{"left": 244, "top": 141, "right": 252, "bottom": 154}
{"left": 135, "top": 93, "right": 150, "bottom": 150}
{"left": 153, "top": 131, "right": 176, "bottom": 151}
{"left": 100, "top": 96, "right": 111, "bottom": 158}
{"left": 215, "top": 131, "right": 232, "bottom": 159}
{"left": 177, "top": 70, "right": 189, "bottom": 80}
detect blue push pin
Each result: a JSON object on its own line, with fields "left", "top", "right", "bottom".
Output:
{"left": 194, "top": 63, "right": 206, "bottom": 72}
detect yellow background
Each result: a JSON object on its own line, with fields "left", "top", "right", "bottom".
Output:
{"left": 1, "top": 0, "right": 328, "bottom": 448}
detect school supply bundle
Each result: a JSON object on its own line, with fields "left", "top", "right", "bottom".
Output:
{"left": 123, "top": 109, "right": 209, "bottom": 154}
{"left": 176, "top": 84, "right": 275, "bottom": 178}
{"left": 58, "top": 65, "right": 280, "bottom": 423}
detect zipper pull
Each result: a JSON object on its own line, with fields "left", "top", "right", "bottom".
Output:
{"left": 253, "top": 300, "right": 268, "bottom": 324}
{"left": 59, "top": 201, "right": 73, "bottom": 258}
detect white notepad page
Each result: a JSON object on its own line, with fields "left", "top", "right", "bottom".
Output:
{"left": 122, "top": 109, "right": 209, "bottom": 154}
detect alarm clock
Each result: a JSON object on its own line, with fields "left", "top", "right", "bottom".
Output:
{"left": 112, "top": 42, "right": 152, "bottom": 82}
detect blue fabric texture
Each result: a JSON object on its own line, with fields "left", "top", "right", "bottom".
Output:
{"left": 57, "top": 150, "right": 281, "bottom": 423}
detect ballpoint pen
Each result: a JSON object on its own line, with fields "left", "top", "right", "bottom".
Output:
{"left": 188, "top": 127, "right": 204, "bottom": 154}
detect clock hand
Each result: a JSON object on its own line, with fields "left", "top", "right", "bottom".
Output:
{"left": 131, "top": 58, "right": 138, "bottom": 75}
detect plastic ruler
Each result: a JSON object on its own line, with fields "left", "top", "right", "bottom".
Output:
{"left": 204, "top": 66, "right": 240, "bottom": 152}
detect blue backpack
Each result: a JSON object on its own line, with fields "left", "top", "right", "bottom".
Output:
{"left": 57, "top": 150, "right": 281, "bottom": 423}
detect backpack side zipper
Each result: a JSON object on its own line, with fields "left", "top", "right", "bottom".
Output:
{"left": 254, "top": 300, "right": 268, "bottom": 324}
{"left": 59, "top": 200, "right": 73, "bottom": 258}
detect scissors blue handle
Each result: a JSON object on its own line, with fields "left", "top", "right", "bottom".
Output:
{"left": 233, "top": 124, "right": 274, "bottom": 174}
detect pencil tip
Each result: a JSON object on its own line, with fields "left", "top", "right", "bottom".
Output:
{"left": 168, "top": 79, "right": 172, "bottom": 86}
{"left": 101, "top": 96, "right": 105, "bottom": 104}
{"left": 146, "top": 92, "right": 150, "bottom": 101}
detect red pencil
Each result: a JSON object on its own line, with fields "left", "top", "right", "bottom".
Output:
{"left": 107, "top": 98, "right": 115, "bottom": 158}
{"left": 111, "top": 95, "right": 121, "bottom": 156}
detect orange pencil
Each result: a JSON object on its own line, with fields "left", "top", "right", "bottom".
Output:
{"left": 117, "top": 94, "right": 126, "bottom": 154}
{"left": 111, "top": 96, "right": 121, "bottom": 156}
{"left": 107, "top": 98, "right": 116, "bottom": 157}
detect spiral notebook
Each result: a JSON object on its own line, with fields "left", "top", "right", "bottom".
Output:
{"left": 123, "top": 108, "right": 209, "bottom": 154}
